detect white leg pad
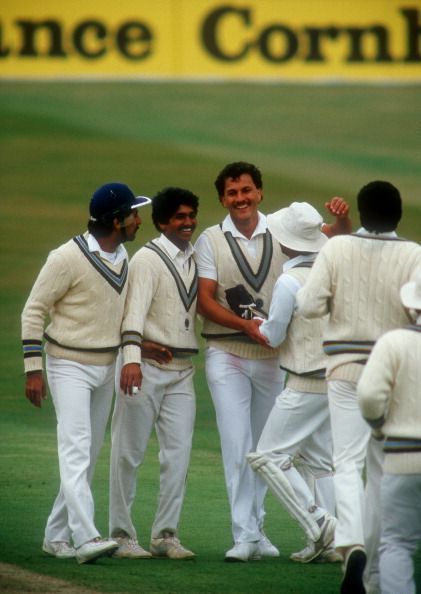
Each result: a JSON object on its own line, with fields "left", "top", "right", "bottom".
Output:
{"left": 247, "top": 453, "right": 321, "bottom": 542}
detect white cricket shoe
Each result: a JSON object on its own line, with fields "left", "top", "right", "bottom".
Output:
{"left": 76, "top": 537, "right": 119, "bottom": 564}
{"left": 314, "top": 513, "right": 336, "bottom": 557}
{"left": 42, "top": 539, "right": 76, "bottom": 559}
{"left": 257, "top": 532, "right": 280, "bottom": 557}
{"left": 290, "top": 543, "right": 342, "bottom": 564}
{"left": 289, "top": 513, "right": 336, "bottom": 564}
{"left": 150, "top": 532, "right": 195, "bottom": 560}
{"left": 318, "top": 548, "right": 343, "bottom": 563}
{"left": 225, "top": 542, "right": 261, "bottom": 562}
{"left": 113, "top": 536, "right": 152, "bottom": 559}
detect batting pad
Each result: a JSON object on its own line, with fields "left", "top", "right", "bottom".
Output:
{"left": 247, "top": 452, "right": 321, "bottom": 542}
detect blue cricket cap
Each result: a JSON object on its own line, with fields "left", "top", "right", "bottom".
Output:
{"left": 89, "top": 182, "right": 151, "bottom": 222}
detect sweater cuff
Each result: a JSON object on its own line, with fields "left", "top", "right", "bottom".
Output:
{"left": 122, "top": 344, "right": 142, "bottom": 366}
{"left": 121, "top": 330, "right": 142, "bottom": 365}
{"left": 22, "top": 339, "right": 43, "bottom": 373}
{"left": 24, "top": 355, "right": 43, "bottom": 373}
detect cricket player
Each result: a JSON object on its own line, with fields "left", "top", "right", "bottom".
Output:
{"left": 195, "top": 161, "right": 351, "bottom": 562}
{"left": 296, "top": 181, "right": 421, "bottom": 594}
{"left": 21, "top": 182, "right": 150, "bottom": 564}
{"left": 248, "top": 201, "right": 348, "bottom": 564}
{"left": 358, "top": 269, "right": 421, "bottom": 594}
{"left": 109, "top": 187, "right": 199, "bottom": 560}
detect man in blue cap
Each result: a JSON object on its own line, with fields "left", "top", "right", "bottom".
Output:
{"left": 21, "top": 182, "right": 150, "bottom": 564}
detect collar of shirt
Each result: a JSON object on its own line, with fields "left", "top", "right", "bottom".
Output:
{"left": 283, "top": 253, "right": 317, "bottom": 272}
{"left": 356, "top": 227, "right": 398, "bottom": 239}
{"left": 87, "top": 233, "right": 127, "bottom": 265}
{"left": 222, "top": 211, "right": 267, "bottom": 240}
{"left": 156, "top": 234, "right": 194, "bottom": 271}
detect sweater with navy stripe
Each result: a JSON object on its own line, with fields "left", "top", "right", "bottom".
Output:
{"left": 121, "top": 239, "right": 198, "bottom": 371}
{"left": 296, "top": 233, "right": 421, "bottom": 381}
{"left": 200, "top": 224, "right": 286, "bottom": 359}
{"left": 358, "top": 322, "right": 421, "bottom": 474}
{"left": 21, "top": 232, "right": 129, "bottom": 371}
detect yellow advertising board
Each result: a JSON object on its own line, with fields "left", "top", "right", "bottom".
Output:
{"left": 1, "top": 0, "right": 420, "bottom": 80}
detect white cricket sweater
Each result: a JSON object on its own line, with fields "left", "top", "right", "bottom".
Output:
{"left": 357, "top": 323, "right": 421, "bottom": 474}
{"left": 122, "top": 239, "right": 198, "bottom": 371}
{"left": 278, "top": 266, "right": 327, "bottom": 394}
{"left": 297, "top": 233, "right": 421, "bottom": 382}
{"left": 21, "top": 233, "right": 129, "bottom": 372}
{"left": 200, "top": 224, "right": 286, "bottom": 359}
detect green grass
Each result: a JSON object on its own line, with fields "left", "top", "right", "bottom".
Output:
{"left": 0, "top": 81, "right": 420, "bottom": 593}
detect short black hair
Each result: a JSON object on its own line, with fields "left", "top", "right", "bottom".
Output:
{"left": 87, "top": 201, "right": 133, "bottom": 239}
{"left": 87, "top": 218, "right": 115, "bottom": 239}
{"left": 357, "top": 180, "right": 402, "bottom": 232}
{"left": 152, "top": 187, "right": 199, "bottom": 231}
{"left": 214, "top": 162, "right": 263, "bottom": 197}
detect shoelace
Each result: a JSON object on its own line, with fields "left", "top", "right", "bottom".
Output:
{"left": 164, "top": 536, "right": 188, "bottom": 551}
{"left": 57, "top": 542, "right": 74, "bottom": 552}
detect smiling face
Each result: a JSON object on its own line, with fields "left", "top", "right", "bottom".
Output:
{"left": 219, "top": 173, "right": 263, "bottom": 232}
{"left": 159, "top": 203, "right": 198, "bottom": 250}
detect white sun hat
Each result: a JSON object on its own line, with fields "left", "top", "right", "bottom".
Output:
{"left": 267, "top": 202, "right": 328, "bottom": 253}
{"left": 400, "top": 268, "right": 421, "bottom": 310}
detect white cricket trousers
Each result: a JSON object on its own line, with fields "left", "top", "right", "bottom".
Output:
{"left": 328, "top": 380, "right": 382, "bottom": 554}
{"left": 44, "top": 355, "right": 115, "bottom": 548}
{"left": 205, "top": 347, "right": 285, "bottom": 543}
{"left": 363, "top": 436, "right": 384, "bottom": 594}
{"left": 257, "top": 387, "right": 334, "bottom": 517}
{"left": 379, "top": 473, "right": 421, "bottom": 594}
{"left": 109, "top": 360, "right": 196, "bottom": 540}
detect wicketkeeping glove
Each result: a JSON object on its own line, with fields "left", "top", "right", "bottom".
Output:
{"left": 225, "top": 284, "right": 267, "bottom": 319}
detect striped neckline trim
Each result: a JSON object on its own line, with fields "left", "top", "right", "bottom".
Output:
{"left": 223, "top": 229, "right": 273, "bottom": 292}
{"left": 73, "top": 235, "right": 128, "bottom": 294}
{"left": 145, "top": 241, "right": 198, "bottom": 311}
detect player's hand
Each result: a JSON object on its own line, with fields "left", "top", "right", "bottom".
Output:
{"left": 242, "top": 318, "right": 271, "bottom": 348}
{"left": 120, "top": 363, "right": 143, "bottom": 396}
{"left": 141, "top": 341, "right": 172, "bottom": 365}
{"left": 323, "top": 196, "right": 352, "bottom": 237}
{"left": 325, "top": 197, "right": 350, "bottom": 217}
{"left": 25, "top": 371, "right": 47, "bottom": 408}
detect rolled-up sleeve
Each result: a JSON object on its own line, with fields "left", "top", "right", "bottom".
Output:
{"left": 194, "top": 233, "right": 217, "bottom": 281}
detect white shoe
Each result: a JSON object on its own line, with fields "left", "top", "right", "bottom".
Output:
{"left": 225, "top": 542, "right": 261, "bottom": 562}
{"left": 318, "top": 547, "right": 343, "bottom": 564}
{"left": 313, "top": 514, "right": 336, "bottom": 559}
{"left": 257, "top": 533, "right": 280, "bottom": 557}
{"left": 290, "top": 543, "right": 342, "bottom": 564}
{"left": 42, "top": 539, "right": 76, "bottom": 559}
{"left": 290, "top": 542, "right": 316, "bottom": 563}
{"left": 289, "top": 514, "right": 336, "bottom": 564}
{"left": 76, "top": 538, "right": 119, "bottom": 564}
{"left": 150, "top": 532, "right": 195, "bottom": 560}
{"left": 113, "top": 536, "right": 152, "bottom": 559}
